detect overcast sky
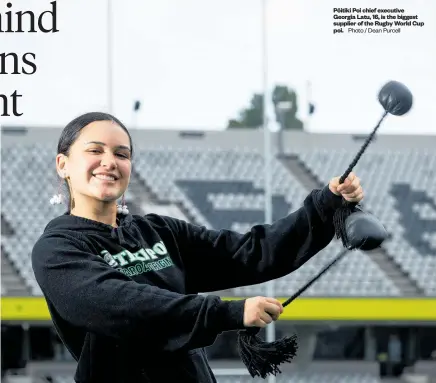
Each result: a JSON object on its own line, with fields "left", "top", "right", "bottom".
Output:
{"left": 1, "top": 0, "right": 435, "bottom": 134}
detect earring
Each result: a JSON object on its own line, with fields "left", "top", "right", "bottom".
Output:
{"left": 117, "top": 194, "right": 129, "bottom": 215}
{"left": 117, "top": 204, "right": 129, "bottom": 215}
{"left": 50, "top": 177, "right": 65, "bottom": 205}
{"left": 50, "top": 194, "right": 63, "bottom": 205}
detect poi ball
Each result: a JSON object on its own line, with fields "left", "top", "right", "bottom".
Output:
{"left": 378, "top": 80, "right": 413, "bottom": 116}
{"left": 345, "top": 211, "right": 389, "bottom": 250}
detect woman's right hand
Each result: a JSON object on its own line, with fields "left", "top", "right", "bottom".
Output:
{"left": 243, "top": 296, "right": 283, "bottom": 328}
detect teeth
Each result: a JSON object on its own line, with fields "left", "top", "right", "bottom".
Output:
{"left": 94, "top": 174, "right": 115, "bottom": 181}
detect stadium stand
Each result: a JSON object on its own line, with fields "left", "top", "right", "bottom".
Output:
{"left": 295, "top": 148, "right": 436, "bottom": 296}
{"left": 2, "top": 130, "right": 436, "bottom": 298}
{"left": 1, "top": 140, "right": 404, "bottom": 298}
{"left": 2, "top": 129, "right": 436, "bottom": 382}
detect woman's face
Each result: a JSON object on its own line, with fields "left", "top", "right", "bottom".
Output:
{"left": 57, "top": 120, "right": 132, "bottom": 204}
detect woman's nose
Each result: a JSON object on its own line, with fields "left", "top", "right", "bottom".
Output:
{"left": 100, "top": 153, "right": 117, "bottom": 168}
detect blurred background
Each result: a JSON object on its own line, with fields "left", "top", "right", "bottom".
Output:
{"left": 1, "top": 0, "right": 436, "bottom": 382}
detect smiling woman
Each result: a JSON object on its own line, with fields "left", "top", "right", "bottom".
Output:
{"left": 53, "top": 112, "right": 133, "bottom": 225}
{"left": 31, "top": 110, "right": 366, "bottom": 383}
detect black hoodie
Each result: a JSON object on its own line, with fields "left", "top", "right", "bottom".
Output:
{"left": 31, "top": 185, "right": 343, "bottom": 382}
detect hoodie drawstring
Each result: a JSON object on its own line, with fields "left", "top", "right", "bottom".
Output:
{"left": 110, "top": 214, "right": 142, "bottom": 248}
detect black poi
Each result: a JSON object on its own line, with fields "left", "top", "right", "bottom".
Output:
{"left": 236, "top": 80, "right": 414, "bottom": 379}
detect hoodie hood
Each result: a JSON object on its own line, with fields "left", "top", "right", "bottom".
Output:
{"left": 44, "top": 212, "right": 142, "bottom": 248}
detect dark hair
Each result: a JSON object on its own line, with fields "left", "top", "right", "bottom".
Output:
{"left": 57, "top": 112, "right": 133, "bottom": 209}
{"left": 58, "top": 111, "right": 133, "bottom": 157}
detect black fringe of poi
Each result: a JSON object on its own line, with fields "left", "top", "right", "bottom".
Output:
{"left": 333, "top": 202, "right": 354, "bottom": 249}
{"left": 237, "top": 328, "right": 298, "bottom": 379}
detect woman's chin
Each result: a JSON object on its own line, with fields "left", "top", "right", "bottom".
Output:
{"left": 93, "top": 192, "right": 121, "bottom": 203}
{"left": 90, "top": 186, "right": 123, "bottom": 202}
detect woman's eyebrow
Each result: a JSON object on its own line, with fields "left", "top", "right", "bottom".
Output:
{"left": 84, "top": 141, "right": 131, "bottom": 151}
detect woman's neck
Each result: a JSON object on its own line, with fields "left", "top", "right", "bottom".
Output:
{"left": 70, "top": 200, "right": 118, "bottom": 227}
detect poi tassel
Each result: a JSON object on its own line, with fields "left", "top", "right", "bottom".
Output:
{"left": 237, "top": 328, "right": 298, "bottom": 378}
{"left": 237, "top": 249, "right": 349, "bottom": 378}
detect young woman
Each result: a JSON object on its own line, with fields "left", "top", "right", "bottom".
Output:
{"left": 31, "top": 112, "right": 364, "bottom": 382}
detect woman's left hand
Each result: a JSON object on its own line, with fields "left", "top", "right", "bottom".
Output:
{"left": 329, "top": 172, "right": 364, "bottom": 203}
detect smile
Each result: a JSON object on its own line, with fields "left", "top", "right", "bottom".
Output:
{"left": 93, "top": 174, "right": 118, "bottom": 181}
